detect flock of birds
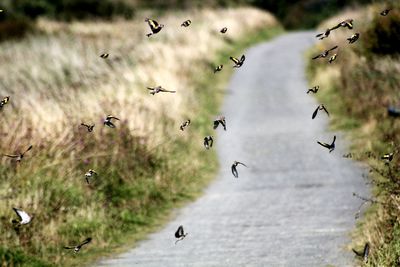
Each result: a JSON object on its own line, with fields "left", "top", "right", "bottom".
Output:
{"left": 0, "top": 4, "right": 396, "bottom": 263}
{"left": 0, "top": 11, "right": 252, "bottom": 255}
{"left": 307, "top": 6, "right": 395, "bottom": 263}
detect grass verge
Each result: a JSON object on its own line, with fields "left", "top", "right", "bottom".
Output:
{"left": 307, "top": 2, "right": 400, "bottom": 266}
{"left": 0, "top": 8, "right": 282, "bottom": 266}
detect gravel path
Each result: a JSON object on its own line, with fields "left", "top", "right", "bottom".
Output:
{"left": 98, "top": 31, "right": 367, "bottom": 267}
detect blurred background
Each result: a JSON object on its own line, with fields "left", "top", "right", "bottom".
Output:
{"left": 0, "top": 0, "right": 375, "bottom": 41}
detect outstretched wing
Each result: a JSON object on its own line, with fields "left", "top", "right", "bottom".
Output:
{"left": 213, "top": 120, "right": 219, "bottom": 129}
{"left": 64, "top": 246, "right": 75, "bottom": 250}
{"left": 352, "top": 248, "right": 363, "bottom": 257}
{"left": 317, "top": 141, "right": 330, "bottom": 149}
{"left": 312, "top": 106, "right": 319, "bottom": 119}
{"left": 230, "top": 57, "right": 239, "bottom": 65}
{"left": 328, "top": 45, "right": 338, "bottom": 52}
{"left": 331, "top": 135, "right": 337, "bottom": 146}
{"left": 329, "top": 23, "right": 341, "bottom": 31}
{"left": 4, "top": 154, "right": 19, "bottom": 158}
{"left": 146, "top": 18, "right": 159, "bottom": 29}
{"left": 80, "top": 237, "right": 92, "bottom": 246}
{"left": 175, "top": 226, "right": 183, "bottom": 238}
{"left": 23, "top": 145, "right": 33, "bottom": 154}
{"left": 363, "top": 243, "right": 369, "bottom": 262}
{"left": 312, "top": 54, "right": 321, "bottom": 60}
{"left": 322, "top": 106, "right": 329, "bottom": 116}
{"left": 237, "top": 162, "right": 247, "bottom": 167}
{"left": 240, "top": 55, "right": 245, "bottom": 64}
{"left": 231, "top": 165, "right": 238, "bottom": 178}
{"left": 13, "top": 208, "right": 30, "bottom": 223}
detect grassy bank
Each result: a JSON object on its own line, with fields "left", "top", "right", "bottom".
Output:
{"left": 307, "top": 2, "right": 400, "bottom": 266}
{"left": 0, "top": 8, "right": 281, "bottom": 266}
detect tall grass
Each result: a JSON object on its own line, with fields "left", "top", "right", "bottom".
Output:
{"left": 307, "top": 2, "right": 400, "bottom": 266}
{"left": 0, "top": 7, "right": 279, "bottom": 266}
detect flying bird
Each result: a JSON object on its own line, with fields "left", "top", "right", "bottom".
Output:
{"left": 347, "top": 33, "right": 360, "bottom": 44}
{"left": 214, "top": 64, "right": 223, "bottom": 73}
{"left": 81, "top": 123, "right": 95, "bottom": 132}
{"left": 307, "top": 86, "right": 319, "bottom": 94}
{"left": 103, "top": 115, "right": 119, "bottom": 128}
{"left": 315, "top": 28, "right": 332, "bottom": 40}
{"left": 352, "top": 243, "right": 369, "bottom": 263}
{"left": 100, "top": 53, "right": 109, "bottom": 59}
{"left": 0, "top": 96, "right": 10, "bottom": 109}
{"left": 85, "top": 169, "right": 97, "bottom": 184}
{"left": 331, "top": 19, "right": 354, "bottom": 30}
{"left": 328, "top": 53, "right": 337, "bottom": 63}
{"left": 4, "top": 145, "right": 33, "bottom": 162}
{"left": 180, "top": 119, "right": 191, "bottom": 131}
{"left": 174, "top": 225, "right": 188, "bottom": 244}
{"left": 317, "top": 135, "right": 336, "bottom": 152}
{"left": 64, "top": 237, "right": 92, "bottom": 253}
{"left": 146, "top": 86, "right": 176, "bottom": 95}
{"left": 312, "top": 104, "right": 329, "bottom": 119}
{"left": 381, "top": 9, "right": 392, "bottom": 16}
{"left": 230, "top": 55, "right": 245, "bottom": 68}
{"left": 145, "top": 18, "right": 164, "bottom": 37}
{"left": 213, "top": 116, "right": 226, "bottom": 131}
{"left": 12, "top": 208, "right": 32, "bottom": 226}
{"left": 312, "top": 46, "right": 338, "bottom": 60}
{"left": 381, "top": 152, "right": 394, "bottom": 162}
{"left": 181, "top": 20, "right": 191, "bottom": 27}
{"left": 231, "top": 161, "right": 247, "bottom": 178}
{"left": 220, "top": 27, "right": 227, "bottom": 33}
{"left": 204, "top": 136, "right": 213, "bottom": 150}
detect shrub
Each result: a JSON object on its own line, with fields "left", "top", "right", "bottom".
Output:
{"left": 363, "top": 9, "right": 400, "bottom": 55}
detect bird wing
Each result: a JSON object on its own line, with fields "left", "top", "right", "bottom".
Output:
{"left": 146, "top": 19, "right": 159, "bottom": 28}
{"left": 363, "top": 243, "right": 369, "bottom": 261}
{"left": 175, "top": 226, "right": 183, "bottom": 238}
{"left": 315, "top": 33, "right": 324, "bottom": 38}
{"left": 328, "top": 45, "right": 338, "bottom": 52}
{"left": 80, "top": 237, "right": 92, "bottom": 246}
{"left": 317, "top": 141, "right": 330, "bottom": 148}
{"left": 23, "top": 145, "right": 33, "bottom": 154}
{"left": 329, "top": 23, "right": 341, "bottom": 31}
{"left": 322, "top": 106, "right": 329, "bottom": 116}
{"left": 240, "top": 55, "right": 245, "bottom": 63}
{"left": 220, "top": 119, "right": 226, "bottom": 130}
{"left": 13, "top": 208, "right": 30, "bottom": 223}
{"left": 108, "top": 116, "right": 119, "bottom": 120}
{"left": 312, "top": 54, "right": 321, "bottom": 60}
{"left": 81, "top": 123, "right": 89, "bottom": 128}
{"left": 352, "top": 248, "right": 363, "bottom": 257}
{"left": 237, "top": 162, "right": 247, "bottom": 167}
{"left": 64, "top": 246, "right": 75, "bottom": 250}
{"left": 312, "top": 106, "right": 319, "bottom": 119}
{"left": 230, "top": 57, "right": 239, "bottom": 65}
{"left": 4, "top": 154, "right": 19, "bottom": 158}
{"left": 231, "top": 165, "right": 238, "bottom": 178}
{"left": 331, "top": 135, "right": 336, "bottom": 145}
{"left": 213, "top": 120, "right": 219, "bottom": 129}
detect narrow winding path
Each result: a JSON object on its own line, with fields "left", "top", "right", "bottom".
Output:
{"left": 99, "top": 32, "right": 367, "bottom": 267}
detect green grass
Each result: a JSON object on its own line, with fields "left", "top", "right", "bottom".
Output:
{"left": 0, "top": 21, "right": 283, "bottom": 267}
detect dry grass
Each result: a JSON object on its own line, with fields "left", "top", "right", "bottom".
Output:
{"left": 0, "top": 7, "right": 279, "bottom": 266}
{"left": 308, "top": 2, "right": 400, "bottom": 266}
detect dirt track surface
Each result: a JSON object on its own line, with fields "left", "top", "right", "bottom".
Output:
{"left": 99, "top": 32, "right": 367, "bottom": 267}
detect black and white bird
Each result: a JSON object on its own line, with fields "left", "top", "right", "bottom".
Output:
{"left": 146, "top": 86, "right": 176, "bottom": 95}
{"left": 213, "top": 116, "right": 226, "bottom": 131}
{"left": 4, "top": 145, "right": 33, "bottom": 162}
{"left": 230, "top": 55, "right": 245, "bottom": 68}
{"left": 381, "top": 152, "right": 394, "bottom": 162}
{"left": 0, "top": 96, "right": 10, "bottom": 110}
{"left": 352, "top": 243, "right": 369, "bottom": 263}
{"left": 315, "top": 28, "right": 332, "bottom": 40}
{"left": 312, "top": 46, "right": 338, "bottom": 60}
{"left": 331, "top": 19, "right": 354, "bottom": 30}
{"left": 100, "top": 53, "right": 109, "bottom": 59}
{"left": 174, "top": 225, "right": 188, "bottom": 244}
{"left": 380, "top": 9, "right": 392, "bottom": 16}
{"left": 85, "top": 169, "right": 97, "bottom": 184}
{"left": 64, "top": 237, "right": 92, "bottom": 253}
{"left": 81, "top": 123, "right": 95, "bottom": 132}
{"left": 214, "top": 64, "right": 223, "bottom": 73}
{"left": 328, "top": 53, "right": 337, "bottom": 63}
{"left": 180, "top": 119, "right": 191, "bottom": 131}
{"left": 317, "top": 135, "right": 336, "bottom": 152}
{"left": 204, "top": 136, "right": 213, "bottom": 150}
{"left": 347, "top": 33, "right": 360, "bottom": 44}
{"left": 12, "top": 208, "right": 32, "bottom": 226}
{"left": 145, "top": 18, "right": 164, "bottom": 37}
{"left": 181, "top": 20, "right": 191, "bottom": 27}
{"left": 231, "top": 161, "right": 247, "bottom": 178}
{"left": 103, "top": 115, "right": 119, "bottom": 128}
{"left": 220, "top": 27, "right": 227, "bottom": 33}
{"left": 307, "top": 86, "right": 319, "bottom": 94}
{"left": 312, "top": 104, "right": 329, "bottom": 119}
